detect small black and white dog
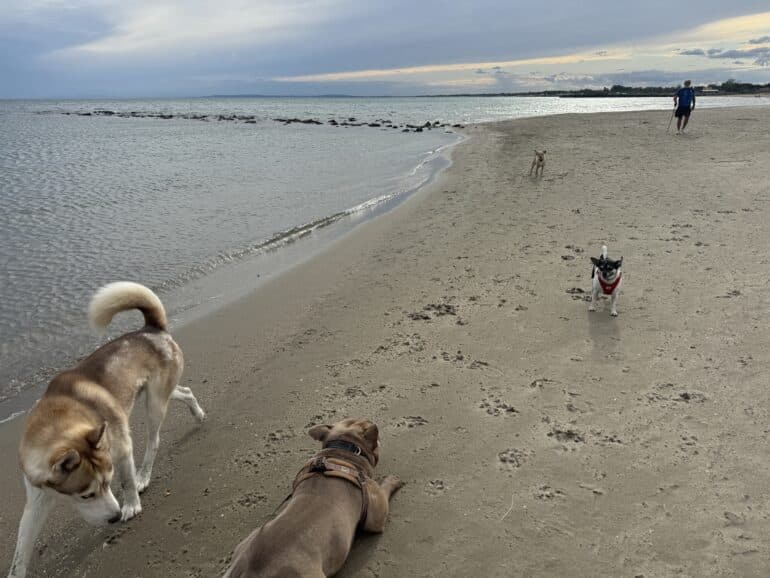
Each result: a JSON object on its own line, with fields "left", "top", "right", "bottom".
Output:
{"left": 589, "top": 245, "right": 623, "bottom": 316}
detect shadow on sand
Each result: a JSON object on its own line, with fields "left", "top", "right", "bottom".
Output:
{"left": 587, "top": 299, "right": 622, "bottom": 360}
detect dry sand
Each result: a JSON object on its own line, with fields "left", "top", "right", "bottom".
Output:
{"left": 2, "top": 106, "right": 770, "bottom": 577}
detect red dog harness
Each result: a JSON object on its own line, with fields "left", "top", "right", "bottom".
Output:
{"left": 598, "top": 273, "right": 621, "bottom": 295}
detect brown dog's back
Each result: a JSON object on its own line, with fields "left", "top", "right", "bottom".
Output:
{"left": 226, "top": 480, "right": 360, "bottom": 577}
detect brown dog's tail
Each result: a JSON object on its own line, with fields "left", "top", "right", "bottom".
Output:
{"left": 88, "top": 281, "right": 168, "bottom": 331}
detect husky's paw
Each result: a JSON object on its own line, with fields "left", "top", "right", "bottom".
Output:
{"left": 192, "top": 406, "right": 206, "bottom": 422}
{"left": 610, "top": 310, "right": 619, "bottom": 317}
{"left": 135, "top": 471, "right": 151, "bottom": 493}
{"left": 121, "top": 499, "right": 143, "bottom": 522}
{"left": 588, "top": 304, "right": 596, "bottom": 312}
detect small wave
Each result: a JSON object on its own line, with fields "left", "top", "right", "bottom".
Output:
{"left": 154, "top": 133, "right": 462, "bottom": 296}
{"left": 153, "top": 211, "right": 348, "bottom": 294}
{"left": 0, "top": 410, "right": 26, "bottom": 425}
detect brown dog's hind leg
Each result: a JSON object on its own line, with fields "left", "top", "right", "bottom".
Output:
{"left": 362, "top": 475, "right": 403, "bottom": 533}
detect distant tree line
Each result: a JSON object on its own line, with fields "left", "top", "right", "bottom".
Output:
{"left": 434, "top": 80, "right": 770, "bottom": 98}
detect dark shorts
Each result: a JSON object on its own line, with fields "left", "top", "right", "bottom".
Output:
{"left": 675, "top": 106, "right": 692, "bottom": 118}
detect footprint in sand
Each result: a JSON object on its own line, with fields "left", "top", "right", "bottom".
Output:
{"left": 547, "top": 426, "right": 585, "bottom": 444}
{"left": 479, "top": 396, "right": 518, "bottom": 416}
{"left": 167, "top": 514, "right": 194, "bottom": 535}
{"left": 407, "top": 302, "right": 457, "bottom": 321}
{"left": 535, "top": 485, "right": 566, "bottom": 501}
{"left": 498, "top": 448, "right": 532, "bottom": 470}
{"left": 104, "top": 525, "right": 132, "bottom": 546}
{"left": 235, "top": 492, "right": 268, "bottom": 508}
{"left": 393, "top": 416, "right": 429, "bottom": 429}
{"left": 343, "top": 386, "right": 367, "bottom": 398}
{"left": 674, "top": 391, "right": 707, "bottom": 403}
{"left": 426, "top": 479, "right": 447, "bottom": 495}
{"left": 529, "top": 378, "right": 556, "bottom": 389}
{"left": 267, "top": 429, "right": 296, "bottom": 444}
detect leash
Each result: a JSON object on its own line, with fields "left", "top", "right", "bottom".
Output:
{"left": 666, "top": 106, "right": 675, "bottom": 133}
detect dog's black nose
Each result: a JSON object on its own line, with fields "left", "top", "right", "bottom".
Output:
{"left": 108, "top": 513, "right": 121, "bottom": 524}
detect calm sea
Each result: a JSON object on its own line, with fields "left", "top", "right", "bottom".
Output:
{"left": 1, "top": 95, "right": 769, "bottom": 420}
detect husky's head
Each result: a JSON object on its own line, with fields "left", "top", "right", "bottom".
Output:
{"left": 308, "top": 417, "right": 381, "bottom": 466}
{"left": 534, "top": 149, "right": 546, "bottom": 163}
{"left": 22, "top": 421, "right": 121, "bottom": 524}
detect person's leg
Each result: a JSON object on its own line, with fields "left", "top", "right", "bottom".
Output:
{"left": 682, "top": 112, "right": 690, "bottom": 132}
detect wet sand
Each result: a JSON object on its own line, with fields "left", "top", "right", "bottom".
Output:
{"left": 2, "top": 106, "right": 770, "bottom": 576}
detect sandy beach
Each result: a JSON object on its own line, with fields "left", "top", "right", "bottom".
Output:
{"left": 2, "top": 105, "right": 770, "bottom": 577}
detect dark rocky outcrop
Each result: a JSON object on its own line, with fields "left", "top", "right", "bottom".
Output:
{"left": 52, "top": 109, "right": 461, "bottom": 135}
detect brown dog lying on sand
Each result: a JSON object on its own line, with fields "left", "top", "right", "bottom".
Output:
{"left": 223, "top": 418, "right": 403, "bottom": 578}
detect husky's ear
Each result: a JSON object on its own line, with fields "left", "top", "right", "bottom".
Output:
{"left": 542, "top": 150, "right": 546, "bottom": 155}
{"left": 87, "top": 422, "right": 108, "bottom": 449}
{"left": 616, "top": 257, "right": 623, "bottom": 268}
{"left": 52, "top": 449, "right": 81, "bottom": 474}
{"left": 308, "top": 424, "right": 332, "bottom": 442}
{"left": 590, "top": 257, "right": 601, "bottom": 266}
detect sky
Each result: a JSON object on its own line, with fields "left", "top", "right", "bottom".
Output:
{"left": 1, "top": 0, "right": 769, "bottom": 98}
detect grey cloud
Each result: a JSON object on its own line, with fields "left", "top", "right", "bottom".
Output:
{"left": 749, "top": 35, "right": 770, "bottom": 44}
{"left": 4, "top": 0, "right": 770, "bottom": 97}
{"left": 590, "top": 66, "right": 770, "bottom": 86}
{"left": 680, "top": 45, "right": 770, "bottom": 66}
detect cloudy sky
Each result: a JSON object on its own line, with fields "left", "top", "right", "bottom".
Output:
{"left": 2, "top": 0, "right": 769, "bottom": 98}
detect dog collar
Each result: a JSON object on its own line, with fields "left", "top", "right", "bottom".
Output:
{"left": 598, "top": 272, "right": 621, "bottom": 295}
{"left": 323, "top": 439, "right": 364, "bottom": 456}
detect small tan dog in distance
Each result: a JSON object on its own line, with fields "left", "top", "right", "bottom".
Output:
{"left": 8, "top": 282, "right": 205, "bottom": 578}
{"left": 529, "top": 149, "right": 546, "bottom": 176}
{"left": 224, "top": 418, "right": 403, "bottom": 578}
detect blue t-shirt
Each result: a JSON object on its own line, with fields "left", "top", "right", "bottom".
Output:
{"left": 677, "top": 87, "right": 694, "bottom": 108}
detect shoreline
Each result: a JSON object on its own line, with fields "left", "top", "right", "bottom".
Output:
{"left": 3, "top": 106, "right": 770, "bottom": 576}
{"left": 0, "top": 128, "right": 461, "bottom": 422}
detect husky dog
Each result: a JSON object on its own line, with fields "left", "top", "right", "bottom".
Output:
{"left": 8, "top": 282, "right": 205, "bottom": 578}
{"left": 529, "top": 149, "right": 546, "bottom": 176}
{"left": 589, "top": 245, "right": 623, "bottom": 316}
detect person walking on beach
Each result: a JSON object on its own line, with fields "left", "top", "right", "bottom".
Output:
{"left": 673, "top": 80, "right": 695, "bottom": 134}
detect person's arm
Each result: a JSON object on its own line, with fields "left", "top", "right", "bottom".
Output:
{"left": 691, "top": 91, "right": 695, "bottom": 110}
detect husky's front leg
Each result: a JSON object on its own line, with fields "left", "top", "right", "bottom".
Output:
{"left": 113, "top": 428, "right": 142, "bottom": 521}
{"left": 8, "top": 478, "right": 55, "bottom": 578}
